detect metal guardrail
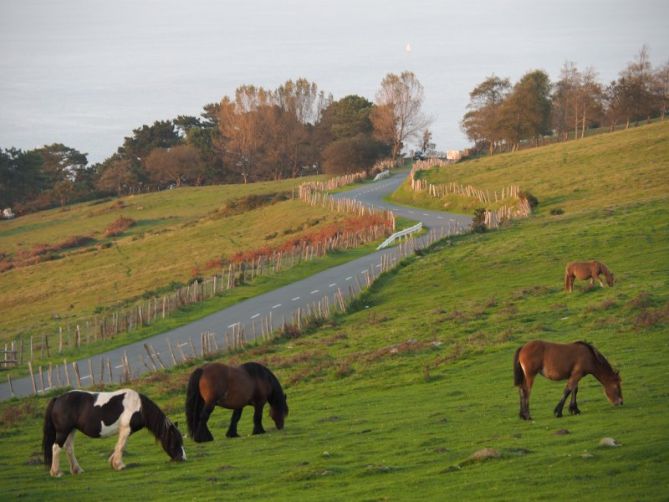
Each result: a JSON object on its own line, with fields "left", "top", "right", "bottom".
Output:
{"left": 377, "top": 222, "right": 423, "bottom": 249}
{"left": 373, "top": 170, "right": 391, "bottom": 181}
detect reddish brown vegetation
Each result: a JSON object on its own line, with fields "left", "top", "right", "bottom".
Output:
{"left": 104, "top": 217, "right": 136, "bottom": 237}
{"left": 203, "top": 213, "right": 391, "bottom": 273}
{"left": 0, "top": 235, "right": 95, "bottom": 273}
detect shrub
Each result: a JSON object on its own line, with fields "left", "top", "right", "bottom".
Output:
{"left": 519, "top": 190, "right": 539, "bottom": 210}
{"left": 550, "top": 208, "right": 564, "bottom": 215}
{"left": 104, "top": 217, "right": 136, "bottom": 237}
{"left": 471, "top": 208, "right": 487, "bottom": 233}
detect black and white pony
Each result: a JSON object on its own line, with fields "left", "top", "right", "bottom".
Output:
{"left": 43, "top": 389, "right": 185, "bottom": 477}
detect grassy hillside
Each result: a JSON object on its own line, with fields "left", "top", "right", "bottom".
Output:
{"left": 0, "top": 124, "right": 667, "bottom": 500}
{"left": 0, "top": 177, "right": 363, "bottom": 341}
{"left": 391, "top": 121, "right": 669, "bottom": 215}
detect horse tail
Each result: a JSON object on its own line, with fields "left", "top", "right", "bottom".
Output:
{"left": 42, "top": 397, "right": 58, "bottom": 467}
{"left": 513, "top": 346, "right": 525, "bottom": 387}
{"left": 185, "top": 367, "right": 204, "bottom": 440}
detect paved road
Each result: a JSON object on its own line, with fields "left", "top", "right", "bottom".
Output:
{"left": 0, "top": 170, "right": 471, "bottom": 400}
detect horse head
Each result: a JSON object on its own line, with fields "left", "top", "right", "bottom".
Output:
{"left": 162, "top": 420, "right": 186, "bottom": 461}
{"left": 604, "top": 372, "right": 623, "bottom": 406}
{"left": 606, "top": 271, "right": 615, "bottom": 287}
{"left": 269, "top": 393, "right": 289, "bottom": 430}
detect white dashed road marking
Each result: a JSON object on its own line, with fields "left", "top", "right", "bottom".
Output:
{"left": 291, "top": 296, "right": 300, "bottom": 301}
{"left": 250, "top": 313, "right": 260, "bottom": 319}
{"left": 310, "top": 289, "right": 319, "bottom": 294}
{"left": 272, "top": 304, "right": 281, "bottom": 309}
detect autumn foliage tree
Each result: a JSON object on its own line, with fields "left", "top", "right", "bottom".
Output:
{"left": 372, "top": 71, "right": 430, "bottom": 160}
{"left": 144, "top": 144, "right": 205, "bottom": 187}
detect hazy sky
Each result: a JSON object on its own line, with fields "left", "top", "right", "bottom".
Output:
{"left": 1, "top": 0, "right": 667, "bottom": 162}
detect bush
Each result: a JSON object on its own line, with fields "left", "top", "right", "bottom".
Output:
{"left": 550, "top": 208, "right": 564, "bottom": 215}
{"left": 519, "top": 191, "right": 539, "bottom": 210}
{"left": 471, "top": 208, "right": 487, "bottom": 233}
{"left": 104, "top": 217, "right": 136, "bottom": 237}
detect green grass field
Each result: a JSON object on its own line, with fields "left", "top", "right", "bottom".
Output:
{"left": 0, "top": 123, "right": 667, "bottom": 500}
{"left": 0, "top": 176, "right": 363, "bottom": 341}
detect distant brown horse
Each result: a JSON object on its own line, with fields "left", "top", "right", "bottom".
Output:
{"left": 564, "top": 260, "right": 614, "bottom": 292}
{"left": 185, "top": 362, "right": 288, "bottom": 442}
{"left": 513, "top": 340, "right": 622, "bottom": 420}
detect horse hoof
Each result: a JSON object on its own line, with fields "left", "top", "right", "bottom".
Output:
{"left": 50, "top": 471, "right": 63, "bottom": 478}
{"left": 252, "top": 429, "right": 266, "bottom": 435}
{"left": 226, "top": 432, "right": 240, "bottom": 438}
{"left": 72, "top": 467, "right": 84, "bottom": 475}
{"left": 112, "top": 463, "right": 126, "bottom": 471}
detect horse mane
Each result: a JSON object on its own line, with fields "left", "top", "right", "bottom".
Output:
{"left": 139, "top": 393, "right": 174, "bottom": 442}
{"left": 575, "top": 341, "right": 617, "bottom": 374}
{"left": 242, "top": 362, "right": 287, "bottom": 412}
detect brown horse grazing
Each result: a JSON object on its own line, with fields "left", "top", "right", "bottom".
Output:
{"left": 564, "top": 260, "right": 614, "bottom": 292}
{"left": 185, "top": 362, "right": 288, "bottom": 442}
{"left": 513, "top": 340, "right": 622, "bottom": 420}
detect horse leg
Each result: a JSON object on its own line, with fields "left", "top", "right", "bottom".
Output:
{"left": 64, "top": 430, "right": 83, "bottom": 474}
{"left": 195, "top": 402, "right": 215, "bottom": 442}
{"left": 519, "top": 374, "right": 534, "bottom": 420}
{"left": 568, "top": 386, "right": 581, "bottom": 415}
{"left": 555, "top": 376, "right": 581, "bottom": 417}
{"left": 553, "top": 387, "right": 572, "bottom": 417}
{"left": 226, "top": 408, "right": 243, "bottom": 438}
{"left": 50, "top": 431, "right": 69, "bottom": 477}
{"left": 109, "top": 425, "right": 131, "bottom": 471}
{"left": 252, "top": 404, "right": 266, "bottom": 435}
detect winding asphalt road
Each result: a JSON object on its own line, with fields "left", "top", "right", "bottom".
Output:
{"left": 0, "top": 170, "right": 471, "bottom": 400}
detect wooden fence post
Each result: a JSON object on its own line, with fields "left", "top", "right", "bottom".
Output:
{"left": 72, "top": 362, "right": 82, "bottom": 388}
{"left": 7, "top": 374, "right": 15, "bottom": 398}
{"left": 63, "top": 359, "right": 70, "bottom": 387}
{"left": 28, "top": 361, "right": 36, "bottom": 395}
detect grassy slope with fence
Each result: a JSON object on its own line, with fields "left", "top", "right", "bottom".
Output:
{"left": 0, "top": 175, "right": 398, "bottom": 374}
{"left": 0, "top": 123, "right": 668, "bottom": 499}
{"left": 390, "top": 121, "right": 669, "bottom": 216}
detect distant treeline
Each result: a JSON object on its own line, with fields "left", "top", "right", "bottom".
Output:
{"left": 1, "top": 72, "right": 430, "bottom": 214}
{"left": 462, "top": 46, "right": 668, "bottom": 154}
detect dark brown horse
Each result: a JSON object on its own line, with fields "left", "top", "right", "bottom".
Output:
{"left": 564, "top": 260, "right": 614, "bottom": 292}
{"left": 514, "top": 340, "right": 622, "bottom": 420}
{"left": 185, "top": 362, "right": 288, "bottom": 442}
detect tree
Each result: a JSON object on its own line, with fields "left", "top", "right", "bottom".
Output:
{"left": 95, "top": 157, "right": 140, "bottom": 196}
{"left": 552, "top": 62, "right": 581, "bottom": 140}
{"left": 371, "top": 71, "right": 430, "bottom": 160}
{"left": 117, "top": 120, "right": 180, "bottom": 161}
{"left": 577, "top": 67, "right": 604, "bottom": 138}
{"left": 653, "top": 59, "right": 669, "bottom": 120}
{"left": 35, "top": 143, "right": 88, "bottom": 185}
{"left": 0, "top": 148, "right": 44, "bottom": 207}
{"left": 461, "top": 75, "right": 511, "bottom": 154}
{"left": 144, "top": 144, "right": 205, "bottom": 187}
{"left": 317, "top": 95, "right": 375, "bottom": 143}
{"left": 611, "top": 46, "right": 657, "bottom": 128}
{"left": 420, "top": 128, "right": 433, "bottom": 153}
{"left": 317, "top": 95, "right": 389, "bottom": 173}
{"left": 321, "top": 134, "right": 388, "bottom": 175}
{"left": 499, "top": 70, "right": 552, "bottom": 149}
